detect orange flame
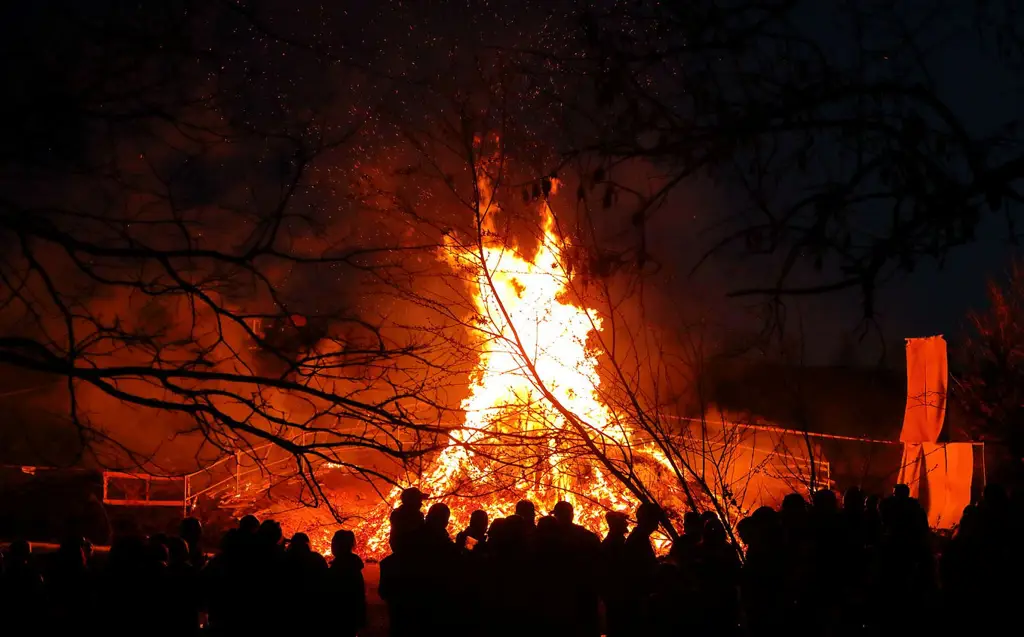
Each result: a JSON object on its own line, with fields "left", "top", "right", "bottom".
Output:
{"left": 333, "top": 175, "right": 681, "bottom": 560}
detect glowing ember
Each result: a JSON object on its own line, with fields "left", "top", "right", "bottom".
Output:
{"left": 332, "top": 174, "right": 678, "bottom": 560}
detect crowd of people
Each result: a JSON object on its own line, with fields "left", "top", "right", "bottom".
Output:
{"left": 376, "top": 483, "right": 1023, "bottom": 636}
{"left": 0, "top": 516, "right": 366, "bottom": 636}
{"left": 0, "top": 482, "right": 1021, "bottom": 636}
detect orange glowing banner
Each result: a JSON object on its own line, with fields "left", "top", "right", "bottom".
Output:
{"left": 922, "top": 442, "right": 974, "bottom": 529}
{"left": 899, "top": 335, "right": 947, "bottom": 444}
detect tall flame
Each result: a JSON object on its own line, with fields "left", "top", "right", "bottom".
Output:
{"left": 351, "top": 178, "right": 664, "bottom": 559}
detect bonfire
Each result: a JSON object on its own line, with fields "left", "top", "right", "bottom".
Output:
{"left": 271, "top": 174, "right": 682, "bottom": 560}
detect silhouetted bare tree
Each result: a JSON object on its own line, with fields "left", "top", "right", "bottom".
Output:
{"left": 957, "top": 261, "right": 1024, "bottom": 485}
{"left": 0, "top": 1, "right": 460, "bottom": 504}
{"left": 521, "top": 0, "right": 1024, "bottom": 326}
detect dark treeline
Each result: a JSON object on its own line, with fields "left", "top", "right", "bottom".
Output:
{"left": 1, "top": 484, "right": 1022, "bottom": 636}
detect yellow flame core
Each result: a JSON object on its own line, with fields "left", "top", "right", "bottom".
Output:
{"left": 349, "top": 184, "right": 655, "bottom": 560}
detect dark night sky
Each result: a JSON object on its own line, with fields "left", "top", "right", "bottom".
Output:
{"left": 887, "top": 38, "right": 1022, "bottom": 339}
{"left": 647, "top": 1, "right": 1024, "bottom": 365}
{"left": 807, "top": 6, "right": 1024, "bottom": 363}
{"left": 2, "top": 0, "right": 1021, "bottom": 367}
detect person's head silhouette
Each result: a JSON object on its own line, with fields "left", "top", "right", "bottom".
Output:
{"left": 331, "top": 529, "right": 356, "bottom": 557}
{"left": 552, "top": 501, "right": 574, "bottom": 526}
{"left": 257, "top": 520, "right": 283, "bottom": 547}
{"left": 812, "top": 488, "right": 838, "bottom": 512}
{"left": 606, "top": 511, "right": 628, "bottom": 537}
{"left": 843, "top": 486, "right": 865, "bottom": 512}
{"left": 683, "top": 511, "right": 703, "bottom": 536}
{"left": 515, "top": 500, "right": 536, "bottom": 524}
{"left": 636, "top": 502, "right": 663, "bottom": 534}
{"left": 469, "top": 510, "right": 488, "bottom": 534}
{"left": 426, "top": 502, "right": 451, "bottom": 529}
{"left": 239, "top": 515, "right": 260, "bottom": 534}
{"left": 289, "top": 532, "right": 312, "bottom": 553}
{"left": 400, "top": 487, "right": 426, "bottom": 509}
{"left": 703, "top": 519, "right": 727, "bottom": 546}
{"left": 180, "top": 517, "right": 202, "bottom": 544}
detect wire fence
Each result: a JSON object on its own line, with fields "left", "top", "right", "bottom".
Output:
{"left": 100, "top": 432, "right": 315, "bottom": 515}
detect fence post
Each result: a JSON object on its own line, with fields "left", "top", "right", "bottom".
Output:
{"left": 981, "top": 442, "right": 987, "bottom": 488}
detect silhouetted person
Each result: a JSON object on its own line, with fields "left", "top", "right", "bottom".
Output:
{"left": 105, "top": 534, "right": 160, "bottom": 636}
{"left": 284, "top": 532, "right": 329, "bottom": 633}
{"left": 532, "top": 514, "right": 573, "bottom": 635}
{"left": 0, "top": 540, "right": 43, "bottom": 632}
{"left": 552, "top": 501, "right": 601, "bottom": 637}
{"left": 941, "top": 504, "right": 981, "bottom": 631}
{"left": 422, "top": 503, "right": 459, "bottom": 632}
{"left": 486, "top": 516, "right": 508, "bottom": 546}
{"left": 626, "top": 503, "right": 661, "bottom": 561}
{"left": 257, "top": 519, "right": 283, "bottom": 548}
{"left": 328, "top": 530, "right": 366, "bottom": 637}
{"left": 389, "top": 487, "right": 426, "bottom": 555}
{"left": 452, "top": 511, "right": 488, "bottom": 636}
{"left": 423, "top": 502, "right": 453, "bottom": 546}
{"left": 536, "top": 513, "right": 557, "bottom": 534}
{"left": 150, "top": 535, "right": 171, "bottom": 569}
{"left": 287, "top": 532, "right": 328, "bottom": 570}
{"left": 456, "top": 509, "right": 489, "bottom": 552}
{"left": 481, "top": 512, "right": 539, "bottom": 636}
{"left": 234, "top": 514, "right": 261, "bottom": 563}
{"left": 842, "top": 487, "right": 867, "bottom": 553}
{"left": 47, "top": 535, "right": 94, "bottom": 633}
{"left": 807, "top": 489, "right": 845, "bottom": 632}
{"left": 608, "top": 503, "right": 661, "bottom": 636}
{"left": 163, "top": 535, "right": 200, "bottom": 637}
{"left": 741, "top": 508, "right": 787, "bottom": 637}
{"left": 695, "top": 518, "right": 740, "bottom": 636}
{"left": 978, "top": 483, "right": 1012, "bottom": 541}
{"left": 969, "top": 484, "right": 1016, "bottom": 632}
{"left": 379, "top": 545, "right": 416, "bottom": 637}
{"left": 180, "top": 517, "right": 206, "bottom": 569}
{"left": 516, "top": 499, "right": 537, "bottom": 528}
{"left": 871, "top": 487, "right": 935, "bottom": 635}
{"left": 238, "top": 514, "right": 260, "bottom": 536}
{"left": 603, "top": 511, "right": 628, "bottom": 551}
{"left": 552, "top": 501, "right": 600, "bottom": 549}
{"left": 249, "top": 520, "right": 287, "bottom": 633}
{"left": 662, "top": 510, "right": 705, "bottom": 634}
{"left": 781, "top": 492, "right": 809, "bottom": 535}
{"left": 203, "top": 528, "right": 245, "bottom": 635}
{"left": 668, "top": 509, "right": 704, "bottom": 584}
{"left": 843, "top": 486, "right": 865, "bottom": 514}
{"left": 778, "top": 492, "right": 812, "bottom": 627}
{"left": 381, "top": 491, "right": 435, "bottom": 637}
{"left": 863, "top": 494, "right": 883, "bottom": 546}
